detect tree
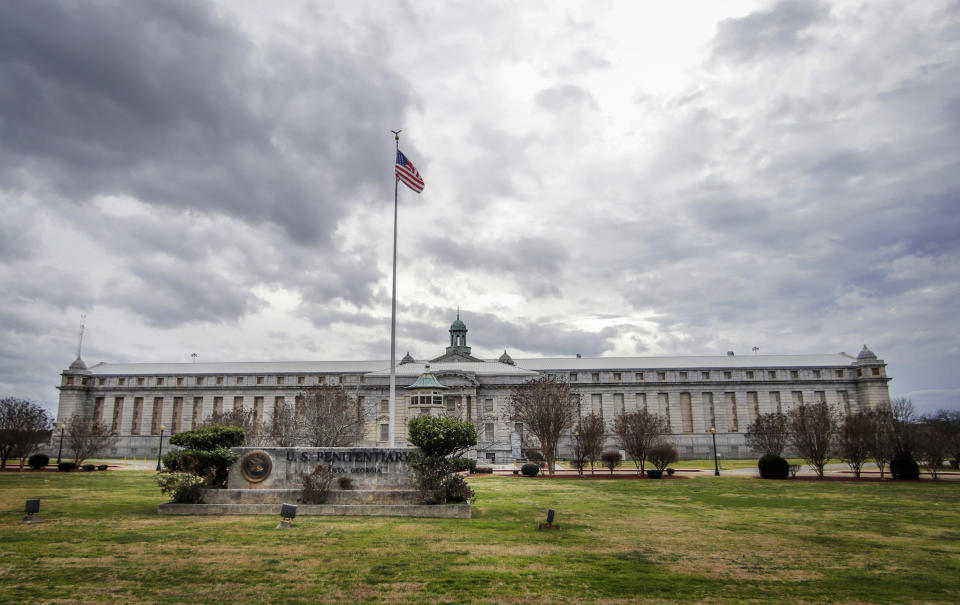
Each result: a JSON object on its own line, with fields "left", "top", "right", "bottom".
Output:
{"left": 297, "top": 385, "right": 368, "bottom": 447}
{"left": 577, "top": 413, "right": 606, "bottom": 474}
{"left": 933, "top": 409, "right": 960, "bottom": 468}
{"left": 204, "top": 407, "right": 267, "bottom": 446}
{"left": 864, "top": 409, "right": 896, "bottom": 479}
{"left": 407, "top": 415, "right": 477, "bottom": 458}
{"left": 0, "top": 398, "right": 52, "bottom": 470}
{"left": 613, "top": 409, "right": 670, "bottom": 475}
{"left": 889, "top": 397, "right": 916, "bottom": 456}
{"left": 787, "top": 402, "right": 836, "bottom": 479}
{"left": 836, "top": 411, "right": 872, "bottom": 478}
{"left": 505, "top": 376, "right": 579, "bottom": 475}
{"left": 647, "top": 440, "right": 678, "bottom": 472}
{"left": 268, "top": 399, "right": 299, "bottom": 447}
{"left": 66, "top": 414, "right": 118, "bottom": 466}
{"left": 745, "top": 412, "right": 788, "bottom": 456}
{"left": 914, "top": 414, "right": 952, "bottom": 480}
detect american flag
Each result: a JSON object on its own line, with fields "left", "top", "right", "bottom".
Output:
{"left": 395, "top": 150, "right": 425, "bottom": 193}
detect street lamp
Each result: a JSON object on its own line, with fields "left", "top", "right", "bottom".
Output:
{"left": 56, "top": 422, "right": 66, "bottom": 465}
{"left": 156, "top": 425, "right": 166, "bottom": 471}
{"left": 709, "top": 427, "right": 720, "bottom": 476}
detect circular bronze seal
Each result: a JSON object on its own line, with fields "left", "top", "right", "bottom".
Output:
{"left": 240, "top": 451, "right": 272, "bottom": 483}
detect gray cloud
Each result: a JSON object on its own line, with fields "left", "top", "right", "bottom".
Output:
{"left": 711, "top": 1, "right": 829, "bottom": 64}
{"left": 534, "top": 84, "right": 598, "bottom": 112}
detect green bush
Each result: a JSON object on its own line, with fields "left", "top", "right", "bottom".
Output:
{"left": 28, "top": 454, "right": 49, "bottom": 469}
{"left": 520, "top": 463, "right": 540, "bottom": 477}
{"left": 82, "top": 464, "right": 95, "bottom": 471}
{"left": 58, "top": 462, "right": 76, "bottom": 472}
{"left": 648, "top": 442, "right": 678, "bottom": 472}
{"left": 162, "top": 447, "right": 239, "bottom": 487}
{"left": 156, "top": 471, "right": 206, "bottom": 504}
{"left": 758, "top": 454, "right": 790, "bottom": 479}
{"left": 338, "top": 476, "right": 354, "bottom": 490}
{"left": 300, "top": 464, "right": 336, "bottom": 504}
{"left": 450, "top": 456, "right": 477, "bottom": 473}
{"left": 97, "top": 464, "right": 108, "bottom": 471}
{"left": 601, "top": 451, "right": 622, "bottom": 474}
{"left": 891, "top": 453, "right": 920, "bottom": 480}
{"left": 443, "top": 473, "right": 475, "bottom": 503}
{"left": 168, "top": 425, "right": 245, "bottom": 450}
{"left": 524, "top": 449, "right": 544, "bottom": 462}
{"left": 407, "top": 416, "right": 477, "bottom": 457}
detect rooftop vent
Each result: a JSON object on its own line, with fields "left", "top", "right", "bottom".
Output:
{"left": 576, "top": 353, "right": 582, "bottom": 358}
{"left": 726, "top": 351, "right": 735, "bottom": 356}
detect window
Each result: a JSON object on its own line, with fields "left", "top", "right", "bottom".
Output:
{"left": 514, "top": 422, "right": 523, "bottom": 434}
{"left": 767, "top": 371, "right": 776, "bottom": 380}
{"left": 156, "top": 377, "right": 164, "bottom": 386}
{"left": 484, "top": 423, "right": 494, "bottom": 441}
{"left": 725, "top": 392, "right": 738, "bottom": 432}
{"left": 131, "top": 397, "right": 143, "bottom": 435}
{"left": 213, "top": 396, "right": 223, "bottom": 418}
{"left": 236, "top": 377, "right": 244, "bottom": 384}
{"left": 872, "top": 368, "right": 880, "bottom": 376}
{"left": 614, "top": 393, "right": 625, "bottom": 415}
{"left": 93, "top": 397, "right": 104, "bottom": 423}
{"left": 658, "top": 393, "right": 671, "bottom": 429}
{"left": 701, "top": 371, "right": 710, "bottom": 380}
{"left": 65, "top": 376, "right": 74, "bottom": 386}
{"left": 792, "top": 391, "right": 804, "bottom": 405}
{"left": 296, "top": 395, "right": 305, "bottom": 417}
{"left": 192, "top": 397, "right": 203, "bottom": 429}
{"left": 196, "top": 376, "right": 204, "bottom": 385}
{"left": 98, "top": 377, "right": 105, "bottom": 386}
{"left": 446, "top": 398, "right": 456, "bottom": 413}
{"left": 746, "top": 371, "right": 754, "bottom": 379}
{"left": 839, "top": 391, "right": 850, "bottom": 414}
{"left": 253, "top": 396, "right": 264, "bottom": 419}
{"left": 722, "top": 371, "right": 731, "bottom": 379}
{"left": 317, "top": 376, "right": 325, "bottom": 384}
{"left": 591, "top": 394, "right": 602, "bottom": 415}
{"left": 171, "top": 397, "right": 183, "bottom": 433}
{"left": 380, "top": 424, "right": 389, "bottom": 442}
{"left": 835, "top": 370, "right": 844, "bottom": 378}
{"left": 747, "top": 392, "right": 759, "bottom": 425}
{"left": 81, "top": 377, "right": 88, "bottom": 386}
{"left": 636, "top": 372, "right": 644, "bottom": 381}
{"left": 297, "top": 376, "right": 305, "bottom": 385}
{"left": 703, "top": 392, "right": 716, "bottom": 429}
{"left": 484, "top": 398, "right": 494, "bottom": 413}
{"left": 613, "top": 372, "right": 622, "bottom": 381}
{"left": 485, "top": 452, "right": 496, "bottom": 463}
{"left": 118, "top": 377, "right": 126, "bottom": 386}
{"left": 137, "top": 377, "right": 145, "bottom": 385}
{"left": 216, "top": 376, "right": 224, "bottom": 385}
{"left": 176, "top": 377, "right": 184, "bottom": 386}
{"left": 112, "top": 397, "right": 124, "bottom": 434}
{"left": 256, "top": 376, "right": 264, "bottom": 385}
{"left": 680, "top": 393, "right": 693, "bottom": 433}
{"left": 790, "top": 370, "right": 799, "bottom": 380}
{"left": 570, "top": 373, "right": 578, "bottom": 382}
{"left": 814, "top": 391, "right": 825, "bottom": 403}
{"left": 679, "top": 371, "right": 688, "bottom": 380}
{"left": 151, "top": 397, "right": 163, "bottom": 435}
{"left": 857, "top": 369, "right": 862, "bottom": 377}
{"left": 380, "top": 399, "right": 389, "bottom": 414}
{"left": 591, "top": 372, "right": 600, "bottom": 382}
{"left": 656, "top": 372, "right": 666, "bottom": 381}
{"left": 769, "top": 391, "right": 782, "bottom": 414}
{"left": 277, "top": 376, "right": 284, "bottom": 385}
{"left": 338, "top": 376, "right": 344, "bottom": 384}
{"left": 636, "top": 393, "right": 647, "bottom": 411}
{"left": 234, "top": 396, "right": 243, "bottom": 410}
{"left": 274, "top": 396, "right": 285, "bottom": 418}
{"left": 813, "top": 370, "right": 821, "bottom": 379}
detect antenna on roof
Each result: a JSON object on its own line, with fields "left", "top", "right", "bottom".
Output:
{"left": 191, "top": 353, "right": 198, "bottom": 363}
{"left": 76, "top": 314, "right": 86, "bottom": 359}
{"left": 752, "top": 346, "right": 759, "bottom": 355}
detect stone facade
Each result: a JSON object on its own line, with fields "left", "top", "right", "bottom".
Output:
{"left": 56, "top": 319, "right": 891, "bottom": 460}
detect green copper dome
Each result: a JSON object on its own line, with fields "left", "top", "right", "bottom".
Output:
{"left": 450, "top": 318, "right": 466, "bottom": 331}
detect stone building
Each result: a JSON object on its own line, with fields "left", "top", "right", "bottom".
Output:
{"left": 56, "top": 316, "right": 891, "bottom": 460}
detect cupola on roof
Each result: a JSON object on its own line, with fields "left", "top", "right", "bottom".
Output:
{"left": 69, "top": 356, "right": 87, "bottom": 370}
{"left": 857, "top": 344, "right": 877, "bottom": 361}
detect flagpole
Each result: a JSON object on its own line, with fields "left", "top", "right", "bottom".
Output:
{"left": 389, "top": 130, "right": 400, "bottom": 448}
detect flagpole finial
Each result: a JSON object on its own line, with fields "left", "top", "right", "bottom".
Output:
{"left": 391, "top": 129, "right": 401, "bottom": 141}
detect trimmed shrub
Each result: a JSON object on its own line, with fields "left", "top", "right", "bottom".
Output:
{"left": 758, "top": 453, "right": 790, "bottom": 479}
{"left": 520, "top": 463, "right": 540, "bottom": 477}
{"left": 162, "top": 447, "right": 239, "bottom": 487}
{"left": 169, "top": 425, "right": 245, "bottom": 451}
{"left": 666, "top": 468, "right": 676, "bottom": 476}
{"left": 407, "top": 416, "right": 477, "bottom": 458}
{"left": 890, "top": 453, "right": 920, "bottom": 480}
{"left": 601, "top": 450, "right": 622, "bottom": 474}
{"left": 156, "top": 471, "right": 206, "bottom": 504}
{"left": 28, "top": 454, "right": 49, "bottom": 470}
{"left": 647, "top": 469, "right": 663, "bottom": 479}
{"left": 338, "top": 476, "right": 354, "bottom": 490}
{"left": 449, "top": 457, "right": 478, "bottom": 473}
{"left": 443, "top": 474, "right": 475, "bottom": 503}
{"left": 524, "top": 449, "right": 545, "bottom": 463}
{"left": 474, "top": 466, "right": 493, "bottom": 474}
{"left": 301, "top": 464, "right": 336, "bottom": 504}
{"left": 648, "top": 441, "right": 679, "bottom": 472}
{"left": 97, "top": 464, "right": 108, "bottom": 471}
{"left": 82, "top": 464, "right": 96, "bottom": 471}
{"left": 58, "top": 462, "right": 76, "bottom": 472}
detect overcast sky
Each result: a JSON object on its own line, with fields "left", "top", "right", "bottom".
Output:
{"left": 1, "top": 0, "right": 958, "bottom": 416}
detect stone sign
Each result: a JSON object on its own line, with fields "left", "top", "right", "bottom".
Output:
{"left": 227, "top": 447, "right": 414, "bottom": 490}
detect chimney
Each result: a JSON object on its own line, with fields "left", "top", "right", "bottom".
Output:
{"left": 576, "top": 353, "right": 582, "bottom": 358}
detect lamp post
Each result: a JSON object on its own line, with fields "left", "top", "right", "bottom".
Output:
{"left": 156, "top": 425, "right": 165, "bottom": 471}
{"left": 709, "top": 427, "right": 720, "bottom": 476}
{"left": 56, "top": 422, "right": 66, "bottom": 465}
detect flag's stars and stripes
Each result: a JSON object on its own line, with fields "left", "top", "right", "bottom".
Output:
{"left": 395, "top": 150, "right": 425, "bottom": 193}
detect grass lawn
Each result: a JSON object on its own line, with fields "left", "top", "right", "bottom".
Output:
{"left": 1, "top": 472, "right": 959, "bottom": 604}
